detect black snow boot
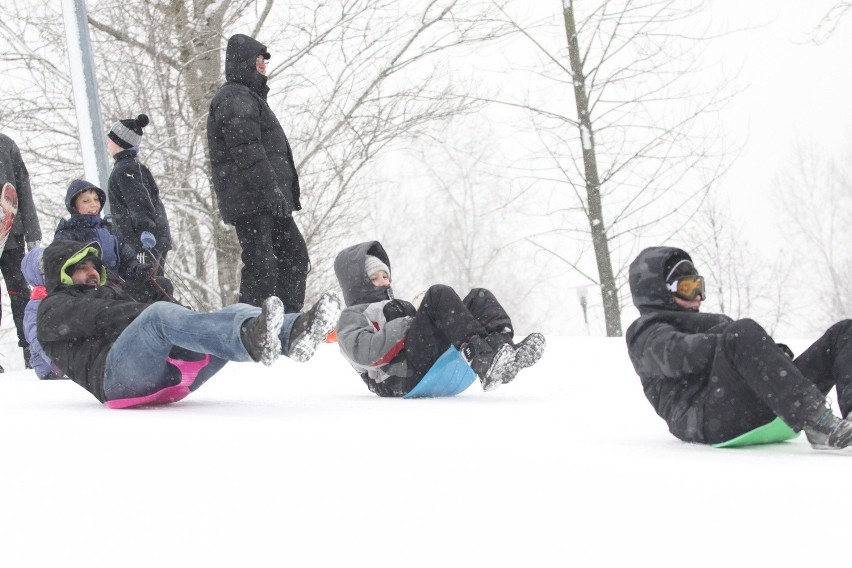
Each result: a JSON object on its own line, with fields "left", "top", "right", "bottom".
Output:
{"left": 803, "top": 407, "right": 852, "bottom": 450}
{"left": 23, "top": 346, "right": 32, "bottom": 370}
{"left": 240, "top": 296, "right": 285, "bottom": 366}
{"left": 288, "top": 291, "right": 343, "bottom": 363}
{"left": 462, "top": 336, "right": 519, "bottom": 392}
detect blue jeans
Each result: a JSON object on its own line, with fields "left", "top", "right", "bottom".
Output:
{"left": 103, "top": 302, "right": 299, "bottom": 401}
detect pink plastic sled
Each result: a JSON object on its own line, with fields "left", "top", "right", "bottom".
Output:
{"left": 104, "top": 354, "right": 211, "bottom": 409}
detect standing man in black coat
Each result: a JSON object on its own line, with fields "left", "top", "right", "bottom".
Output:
{"left": 207, "top": 33, "right": 309, "bottom": 313}
{"left": 626, "top": 246, "right": 852, "bottom": 451}
{"left": 0, "top": 133, "right": 42, "bottom": 370}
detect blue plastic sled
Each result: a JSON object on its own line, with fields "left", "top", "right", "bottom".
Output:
{"left": 403, "top": 346, "right": 477, "bottom": 399}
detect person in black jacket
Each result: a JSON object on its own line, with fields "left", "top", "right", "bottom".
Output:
{"left": 106, "top": 113, "right": 172, "bottom": 275}
{"left": 0, "top": 133, "right": 42, "bottom": 370}
{"left": 207, "top": 34, "right": 309, "bottom": 313}
{"left": 626, "top": 246, "right": 852, "bottom": 450}
{"left": 37, "top": 240, "right": 341, "bottom": 406}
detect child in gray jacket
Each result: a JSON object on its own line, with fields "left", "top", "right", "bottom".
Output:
{"left": 333, "top": 241, "right": 545, "bottom": 397}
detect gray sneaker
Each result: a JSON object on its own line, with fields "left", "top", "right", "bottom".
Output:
{"left": 288, "top": 291, "right": 343, "bottom": 363}
{"left": 240, "top": 296, "right": 285, "bottom": 366}
{"left": 804, "top": 409, "right": 852, "bottom": 450}
{"left": 514, "top": 332, "right": 546, "bottom": 370}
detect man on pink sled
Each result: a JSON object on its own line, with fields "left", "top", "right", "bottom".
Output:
{"left": 37, "top": 239, "right": 340, "bottom": 407}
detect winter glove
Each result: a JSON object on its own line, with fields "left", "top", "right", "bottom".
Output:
{"left": 269, "top": 187, "right": 291, "bottom": 218}
{"left": 777, "top": 343, "right": 795, "bottom": 360}
{"left": 26, "top": 240, "right": 40, "bottom": 251}
{"left": 140, "top": 231, "right": 157, "bottom": 250}
{"left": 383, "top": 299, "right": 416, "bottom": 322}
{"left": 133, "top": 261, "right": 155, "bottom": 281}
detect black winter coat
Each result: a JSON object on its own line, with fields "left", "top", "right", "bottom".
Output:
{"left": 0, "top": 133, "right": 42, "bottom": 249}
{"left": 37, "top": 240, "right": 149, "bottom": 402}
{"left": 108, "top": 149, "right": 172, "bottom": 257}
{"left": 207, "top": 34, "right": 301, "bottom": 224}
{"left": 625, "top": 246, "right": 733, "bottom": 440}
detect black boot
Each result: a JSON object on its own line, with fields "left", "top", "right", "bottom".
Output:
{"left": 240, "top": 296, "right": 285, "bottom": 366}
{"left": 288, "top": 291, "right": 342, "bottom": 362}
{"left": 23, "top": 346, "right": 32, "bottom": 369}
{"left": 462, "top": 336, "right": 519, "bottom": 392}
{"left": 803, "top": 406, "right": 852, "bottom": 450}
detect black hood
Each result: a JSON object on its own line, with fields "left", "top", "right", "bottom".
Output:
{"left": 334, "top": 241, "right": 394, "bottom": 306}
{"left": 629, "top": 246, "right": 696, "bottom": 314}
{"left": 43, "top": 239, "right": 106, "bottom": 292}
{"left": 65, "top": 179, "right": 106, "bottom": 214}
{"left": 225, "top": 34, "right": 269, "bottom": 97}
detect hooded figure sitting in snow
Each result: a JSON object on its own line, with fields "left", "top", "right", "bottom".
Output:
{"left": 333, "top": 241, "right": 546, "bottom": 397}
{"left": 626, "top": 245, "right": 852, "bottom": 450}
{"left": 37, "top": 239, "right": 341, "bottom": 406}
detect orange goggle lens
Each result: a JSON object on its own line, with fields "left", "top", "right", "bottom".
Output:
{"left": 667, "top": 275, "right": 705, "bottom": 301}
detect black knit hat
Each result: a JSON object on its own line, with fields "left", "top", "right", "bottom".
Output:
{"left": 108, "top": 113, "right": 150, "bottom": 149}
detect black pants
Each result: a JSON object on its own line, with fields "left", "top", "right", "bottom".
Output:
{"left": 0, "top": 240, "right": 30, "bottom": 347}
{"left": 369, "top": 285, "right": 512, "bottom": 396}
{"left": 700, "top": 319, "right": 852, "bottom": 444}
{"left": 234, "top": 213, "right": 309, "bottom": 313}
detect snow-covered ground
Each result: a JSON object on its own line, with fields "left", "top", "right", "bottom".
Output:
{"left": 0, "top": 336, "right": 846, "bottom": 567}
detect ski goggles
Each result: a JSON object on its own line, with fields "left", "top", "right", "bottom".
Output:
{"left": 666, "top": 275, "right": 705, "bottom": 301}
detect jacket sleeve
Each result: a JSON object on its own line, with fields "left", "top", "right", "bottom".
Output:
{"left": 214, "top": 90, "right": 279, "bottom": 195}
{"left": 631, "top": 322, "right": 720, "bottom": 380}
{"left": 336, "top": 306, "right": 411, "bottom": 369}
{"left": 11, "top": 141, "right": 41, "bottom": 241}
{"left": 108, "top": 165, "right": 159, "bottom": 255}
{"left": 38, "top": 291, "right": 149, "bottom": 344}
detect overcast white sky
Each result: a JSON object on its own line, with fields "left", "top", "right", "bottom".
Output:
{"left": 707, "top": 1, "right": 852, "bottom": 253}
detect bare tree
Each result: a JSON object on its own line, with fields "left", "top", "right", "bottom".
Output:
{"left": 0, "top": 0, "right": 510, "bottom": 308}
{"left": 776, "top": 145, "right": 852, "bottom": 328}
{"left": 690, "top": 199, "right": 795, "bottom": 336}
{"left": 811, "top": 1, "right": 852, "bottom": 44}
{"left": 490, "top": 0, "right": 735, "bottom": 336}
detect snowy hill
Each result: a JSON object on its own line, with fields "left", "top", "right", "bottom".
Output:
{"left": 0, "top": 336, "right": 845, "bottom": 567}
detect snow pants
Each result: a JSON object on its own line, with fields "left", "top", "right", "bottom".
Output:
{"left": 367, "top": 285, "right": 512, "bottom": 397}
{"left": 699, "top": 318, "right": 852, "bottom": 445}
{"left": 234, "top": 212, "right": 309, "bottom": 313}
{"left": 102, "top": 301, "right": 300, "bottom": 401}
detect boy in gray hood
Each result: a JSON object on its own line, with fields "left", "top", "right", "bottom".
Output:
{"left": 626, "top": 246, "right": 852, "bottom": 450}
{"left": 333, "top": 241, "right": 545, "bottom": 397}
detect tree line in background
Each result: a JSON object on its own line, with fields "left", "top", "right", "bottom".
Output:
{"left": 0, "top": 0, "right": 849, "bottom": 337}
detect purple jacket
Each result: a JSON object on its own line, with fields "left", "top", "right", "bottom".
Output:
{"left": 22, "top": 247, "right": 62, "bottom": 379}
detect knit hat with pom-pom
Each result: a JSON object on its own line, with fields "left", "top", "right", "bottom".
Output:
{"left": 108, "top": 113, "right": 150, "bottom": 149}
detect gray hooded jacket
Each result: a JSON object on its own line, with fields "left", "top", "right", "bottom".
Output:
{"left": 333, "top": 241, "right": 412, "bottom": 387}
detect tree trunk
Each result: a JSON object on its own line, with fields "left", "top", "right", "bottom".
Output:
{"left": 562, "top": 1, "right": 622, "bottom": 337}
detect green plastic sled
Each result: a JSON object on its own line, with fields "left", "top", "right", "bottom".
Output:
{"left": 712, "top": 417, "right": 799, "bottom": 448}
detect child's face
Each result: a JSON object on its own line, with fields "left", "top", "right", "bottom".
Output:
{"left": 75, "top": 190, "right": 102, "bottom": 215}
{"left": 369, "top": 270, "right": 390, "bottom": 287}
